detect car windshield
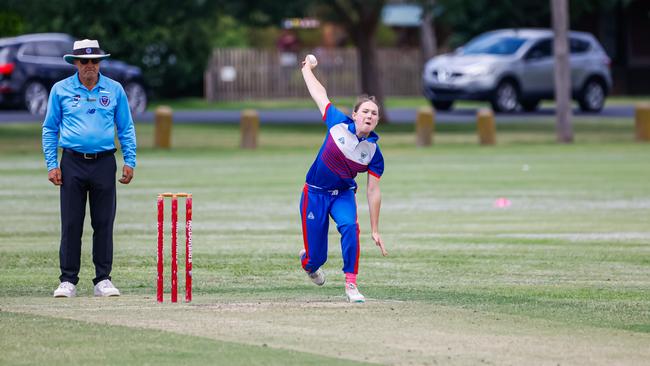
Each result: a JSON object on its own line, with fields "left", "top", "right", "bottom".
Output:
{"left": 461, "top": 34, "right": 527, "bottom": 55}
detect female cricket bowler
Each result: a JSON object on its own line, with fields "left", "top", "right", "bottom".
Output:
{"left": 299, "top": 54, "right": 387, "bottom": 303}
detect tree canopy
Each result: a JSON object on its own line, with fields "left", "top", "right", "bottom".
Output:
{"left": 435, "top": 0, "right": 628, "bottom": 48}
{"left": 1, "top": 0, "right": 631, "bottom": 99}
{"left": 3, "top": 0, "right": 220, "bottom": 98}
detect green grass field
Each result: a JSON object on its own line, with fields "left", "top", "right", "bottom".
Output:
{"left": 149, "top": 95, "right": 650, "bottom": 110}
{"left": 0, "top": 117, "right": 649, "bottom": 365}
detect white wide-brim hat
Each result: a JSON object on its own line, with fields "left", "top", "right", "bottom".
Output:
{"left": 63, "top": 39, "right": 111, "bottom": 64}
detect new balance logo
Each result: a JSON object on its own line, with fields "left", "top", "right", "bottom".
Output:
{"left": 307, "top": 212, "right": 315, "bottom": 220}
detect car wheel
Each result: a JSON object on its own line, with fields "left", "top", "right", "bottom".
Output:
{"left": 491, "top": 80, "right": 519, "bottom": 113}
{"left": 431, "top": 100, "right": 454, "bottom": 111}
{"left": 578, "top": 79, "right": 605, "bottom": 112}
{"left": 24, "top": 81, "right": 49, "bottom": 116}
{"left": 124, "top": 82, "right": 147, "bottom": 115}
{"left": 520, "top": 99, "right": 540, "bottom": 112}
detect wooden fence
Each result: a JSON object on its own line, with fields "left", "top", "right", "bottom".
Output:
{"left": 204, "top": 48, "right": 423, "bottom": 101}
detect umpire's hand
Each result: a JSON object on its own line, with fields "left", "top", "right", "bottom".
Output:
{"left": 48, "top": 168, "right": 62, "bottom": 185}
{"left": 119, "top": 165, "right": 134, "bottom": 184}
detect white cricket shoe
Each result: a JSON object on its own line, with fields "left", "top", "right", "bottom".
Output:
{"left": 345, "top": 283, "right": 365, "bottom": 303}
{"left": 308, "top": 268, "right": 326, "bottom": 286}
{"left": 299, "top": 249, "right": 326, "bottom": 286}
{"left": 94, "top": 279, "right": 120, "bottom": 297}
{"left": 53, "top": 281, "right": 76, "bottom": 298}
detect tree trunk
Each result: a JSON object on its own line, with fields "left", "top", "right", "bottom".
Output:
{"left": 328, "top": 0, "right": 388, "bottom": 122}
{"left": 353, "top": 27, "right": 387, "bottom": 122}
{"left": 552, "top": 0, "right": 573, "bottom": 143}
{"left": 420, "top": 0, "right": 437, "bottom": 63}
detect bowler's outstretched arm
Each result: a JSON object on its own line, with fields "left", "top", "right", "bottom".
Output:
{"left": 301, "top": 55, "right": 330, "bottom": 116}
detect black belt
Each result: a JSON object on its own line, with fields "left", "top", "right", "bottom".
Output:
{"left": 64, "top": 148, "right": 116, "bottom": 160}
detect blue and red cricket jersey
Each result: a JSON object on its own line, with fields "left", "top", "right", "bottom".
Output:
{"left": 300, "top": 103, "right": 384, "bottom": 275}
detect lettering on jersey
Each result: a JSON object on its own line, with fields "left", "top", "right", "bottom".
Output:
{"left": 100, "top": 95, "right": 110, "bottom": 107}
{"left": 338, "top": 137, "right": 345, "bottom": 145}
{"left": 307, "top": 212, "right": 315, "bottom": 220}
{"left": 87, "top": 108, "right": 96, "bottom": 114}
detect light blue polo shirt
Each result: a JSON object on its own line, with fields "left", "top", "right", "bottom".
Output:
{"left": 42, "top": 72, "right": 137, "bottom": 171}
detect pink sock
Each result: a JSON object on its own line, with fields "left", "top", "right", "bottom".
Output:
{"left": 345, "top": 273, "right": 357, "bottom": 285}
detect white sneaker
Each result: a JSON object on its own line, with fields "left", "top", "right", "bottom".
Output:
{"left": 308, "top": 268, "right": 326, "bottom": 286}
{"left": 53, "top": 282, "right": 76, "bottom": 298}
{"left": 300, "top": 249, "right": 326, "bottom": 286}
{"left": 94, "top": 279, "right": 120, "bottom": 297}
{"left": 345, "top": 283, "right": 365, "bottom": 303}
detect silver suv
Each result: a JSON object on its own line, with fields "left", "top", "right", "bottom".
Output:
{"left": 422, "top": 29, "right": 612, "bottom": 112}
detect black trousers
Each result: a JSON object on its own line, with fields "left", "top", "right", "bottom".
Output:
{"left": 59, "top": 149, "right": 117, "bottom": 285}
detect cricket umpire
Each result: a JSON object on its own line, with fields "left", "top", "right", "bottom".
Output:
{"left": 42, "top": 39, "right": 137, "bottom": 298}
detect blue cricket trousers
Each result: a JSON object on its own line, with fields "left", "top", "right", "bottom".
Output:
{"left": 300, "top": 184, "right": 360, "bottom": 274}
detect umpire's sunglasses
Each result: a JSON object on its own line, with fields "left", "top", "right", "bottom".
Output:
{"left": 79, "top": 59, "right": 101, "bottom": 65}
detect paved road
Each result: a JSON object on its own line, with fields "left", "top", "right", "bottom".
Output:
{"left": 0, "top": 105, "right": 635, "bottom": 124}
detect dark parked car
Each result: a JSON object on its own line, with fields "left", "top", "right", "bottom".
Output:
{"left": 0, "top": 33, "right": 147, "bottom": 116}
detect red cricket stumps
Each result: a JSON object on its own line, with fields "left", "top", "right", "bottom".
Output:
{"left": 157, "top": 195, "right": 164, "bottom": 303}
{"left": 157, "top": 192, "right": 193, "bottom": 303}
{"left": 185, "top": 196, "right": 193, "bottom": 302}
{"left": 171, "top": 196, "right": 178, "bottom": 303}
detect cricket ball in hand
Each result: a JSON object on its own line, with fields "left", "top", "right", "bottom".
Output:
{"left": 306, "top": 54, "right": 317, "bottom": 67}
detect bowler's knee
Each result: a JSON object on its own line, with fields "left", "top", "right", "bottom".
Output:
{"left": 337, "top": 221, "right": 358, "bottom": 235}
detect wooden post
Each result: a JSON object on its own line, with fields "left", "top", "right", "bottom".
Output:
{"left": 240, "top": 109, "right": 259, "bottom": 149}
{"left": 636, "top": 103, "right": 650, "bottom": 142}
{"left": 154, "top": 106, "right": 173, "bottom": 149}
{"left": 415, "top": 106, "right": 435, "bottom": 147}
{"left": 477, "top": 108, "right": 496, "bottom": 145}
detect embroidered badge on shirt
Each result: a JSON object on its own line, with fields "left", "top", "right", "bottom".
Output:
{"left": 359, "top": 151, "right": 368, "bottom": 162}
{"left": 72, "top": 95, "right": 80, "bottom": 107}
{"left": 100, "top": 95, "right": 110, "bottom": 107}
